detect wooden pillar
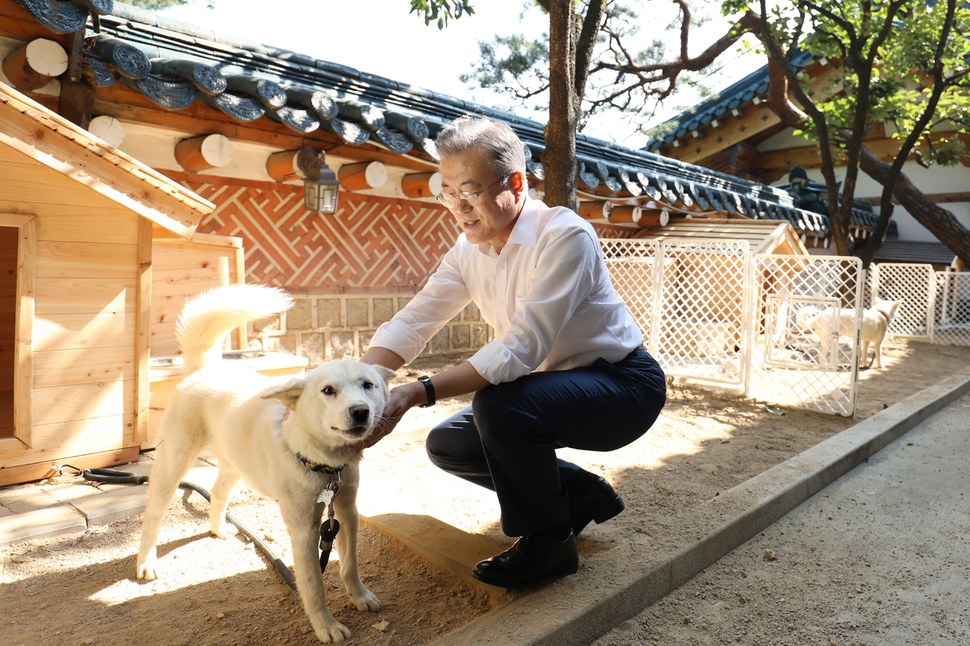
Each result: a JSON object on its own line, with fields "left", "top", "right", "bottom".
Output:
{"left": 175, "top": 134, "right": 234, "bottom": 172}
{"left": 401, "top": 172, "right": 442, "bottom": 199}
{"left": 337, "top": 161, "right": 388, "bottom": 191}
{"left": 2, "top": 39, "right": 69, "bottom": 91}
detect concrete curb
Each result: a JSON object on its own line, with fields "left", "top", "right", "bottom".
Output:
{"left": 432, "top": 367, "right": 970, "bottom": 645}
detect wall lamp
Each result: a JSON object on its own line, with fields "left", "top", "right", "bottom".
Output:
{"left": 298, "top": 145, "right": 341, "bottom": 213}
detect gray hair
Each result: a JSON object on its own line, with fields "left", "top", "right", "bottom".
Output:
{"left": 435, "top": 115, "right": 527, "bottom": 180}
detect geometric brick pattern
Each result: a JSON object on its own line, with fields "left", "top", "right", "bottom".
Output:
{"left": 184, "top": 180, "right": 456, "bottom": 291}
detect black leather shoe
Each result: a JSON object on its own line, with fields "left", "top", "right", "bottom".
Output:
{"left": 569, "top": 476, "right": 625, "bottom": 536}
{"left": 472, "top": 531, "right": 579, "bottom": 587}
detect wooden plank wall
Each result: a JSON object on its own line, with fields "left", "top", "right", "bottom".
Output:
{"left": 150, "top": 233, "right": 243, "bottom": 357}
{"left": 0, "top": 143, "right": 141, "bottom": 480}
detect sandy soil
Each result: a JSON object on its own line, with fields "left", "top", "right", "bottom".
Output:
{"left": 2, "top": 338, "right": 969, "bottom": 645}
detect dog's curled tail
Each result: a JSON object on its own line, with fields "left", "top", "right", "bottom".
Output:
{"left": 795, "top": 305, "right": 819, "bottom": 333}
{"left": 176, "top": 284, "right": 293, "bottom": 372}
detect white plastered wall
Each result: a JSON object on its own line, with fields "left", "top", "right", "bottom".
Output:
{"left": 759, "top": 129, "right": 970, "bottom": 242}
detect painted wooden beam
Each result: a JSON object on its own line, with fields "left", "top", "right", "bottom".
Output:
{"left": 2, "top": 38, "right": 68, "bottom": 91}
{"left": 265, "top": 148, "right": 302, "bottom": 182}
{"left": 175, "top": 134, "right": 234, "bottom": 172}
{"left": 88, "top": 115, "right": 126, "bottom": 148}
{"left": 577, "top": 200, "right": 612, "bottom": 221}
{"left": 608, "top": 204, "right": 642, "bottom": 225}
{"left": 401, "top": 171, "right": 441, "bottom": 199}
{"left": 337, "top": 161, "right": 388, "bottom": 191}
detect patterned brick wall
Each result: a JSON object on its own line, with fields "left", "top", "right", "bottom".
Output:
{"left": 178, "top": 177, "right": 489, "bottom": 365}
{"left": 184, "top": 178, "right": 457, "bottom": 292}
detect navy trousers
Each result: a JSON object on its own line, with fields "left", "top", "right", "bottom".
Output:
{"left": 425, "top": 346, "right": 666, "bottom": 537}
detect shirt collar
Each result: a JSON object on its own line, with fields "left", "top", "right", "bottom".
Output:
{"left": 476, "top": 197, "right": 539, "bottom": 256}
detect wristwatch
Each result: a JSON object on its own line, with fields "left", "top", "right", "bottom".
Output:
{"left": 417, "top": 375, "right": 436, "bottom": 407}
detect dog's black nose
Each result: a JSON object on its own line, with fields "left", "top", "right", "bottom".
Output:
{"left": 350, "top": 406, "right": 371, "bottom": 424}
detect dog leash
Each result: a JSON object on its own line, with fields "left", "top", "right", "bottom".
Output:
{"left": 54, "top": 465, "right": 299, "bottom": 591}
{"left": 316, "top": 473, "right": 342, "bottom": 574}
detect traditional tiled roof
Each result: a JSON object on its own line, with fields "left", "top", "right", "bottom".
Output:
{"left": 644, "top": 52, "right": 898, "bottom": 236}
{"left": 874, "top": 240, "right": 957, "bottom": 267}
{"left": 644, "top": 51, "right": 814, "bottom": 151}
{"left": 14, "top": 0, "right": 836, "bottom": 237}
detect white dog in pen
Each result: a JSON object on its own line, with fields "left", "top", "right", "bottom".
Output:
{"left": 136, "top": 284, "right": 395, "bottom": 643}
{"left": 796, "top": 297, "right": 902, "bottom": 368}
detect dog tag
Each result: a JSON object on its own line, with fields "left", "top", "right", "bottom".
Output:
{"left": 317, "top": 489, "right": 335, "bottom": 505}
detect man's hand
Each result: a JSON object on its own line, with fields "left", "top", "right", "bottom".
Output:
{"left": 352, "top": 383, "right": 421, "bottom": 451}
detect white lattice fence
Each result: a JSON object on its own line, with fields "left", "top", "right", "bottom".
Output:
{"left": 870, "top": 263, "right": 934, "bottom": 339}
{"left": 604, "top": 238, "right": 751, "bottom": 389}
{"left": 602, "top": 239, "right": 660, "bottom": 344}
{"left": 652, "top": 240, "right": 751, "bottom": 386}
{"left": 603, "top": 239, "right": 864, "bottom": 416}
{"left": 749, "top": 255, "right": 864, "bottom": 416}
{"left": 932, "top": 270, "right": 970, "bottom": 346}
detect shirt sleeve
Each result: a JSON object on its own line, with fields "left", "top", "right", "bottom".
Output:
{"left": 368, "top": 247, "right": 472, "bottom": 365}
{"left": 469, "top": 227, "right": 598, "bottom": 384}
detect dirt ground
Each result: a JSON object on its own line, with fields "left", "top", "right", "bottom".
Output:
{"left": 2, "top": 338, "right": 970, "bottom": 646}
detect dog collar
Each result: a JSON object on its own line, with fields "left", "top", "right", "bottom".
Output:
{"left": 294, "top": 452, "right": 346, "bottom": 475}
{"left": 280, "top": 409, "right": 346, "bottom": 474}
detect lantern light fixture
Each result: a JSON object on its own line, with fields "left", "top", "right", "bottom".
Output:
{"left": 298, "top": 145, "right": 341, "bottom": 213}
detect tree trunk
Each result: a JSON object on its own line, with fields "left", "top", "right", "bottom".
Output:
{"left": 859, "top": 146, "right": 970, "bottom": 267}
{"left": 541, "top": 0, "right": 579, "bottom": 210}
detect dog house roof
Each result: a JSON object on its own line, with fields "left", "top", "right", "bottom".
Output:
{"left": 0, "top": 81, "right": 212, "bottom": 237}
{"left": 630, "top": 219, "right": 809, "bottom": 255}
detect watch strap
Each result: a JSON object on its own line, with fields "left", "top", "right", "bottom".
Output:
{"left": 418, "top": 375, "right": 436, "bottom": 407}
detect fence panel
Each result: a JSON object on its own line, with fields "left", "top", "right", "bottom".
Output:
{"left": 602, "top": 239, "right": 660, "bottom": 348}
{"left": 870, "top": 263, "right": 934, "bottom": 339}
{"left": 601, "top": 241, "right": 968, "bottom": 418}
{"left": 749, "top": 255, "right": 864, "bottom": 416}
{"left": 651, "top": 240, "right": 751, "bottom": 387}
{"left": 603, "top": 240, "right": 865, "bottom": 417}
{"left": 932, "top": 270, "right": 970, "bottom": 347}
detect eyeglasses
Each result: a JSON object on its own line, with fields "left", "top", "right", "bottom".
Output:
{"left": 435, "top": 174, "right": 510, "bottom": 209}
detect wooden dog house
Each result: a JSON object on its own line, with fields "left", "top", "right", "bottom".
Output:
{"left": 0, "top": 82, "right": 305, "bottom": 486}
{"left": 0, "top": 81, "right": 211, "bottom": 485}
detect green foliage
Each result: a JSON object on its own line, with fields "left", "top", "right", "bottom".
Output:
{"left": 727, "top": 0, "right": 970, "bottom": 167}
{"left": 460, "top": 34, "right": 549, "bottom": 95}
{"left": 409, "top": 0, "right": 475, "bottom": 29}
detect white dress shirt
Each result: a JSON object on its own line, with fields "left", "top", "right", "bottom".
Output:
{"left": 369, "top": 197, "right": 644, "bottom": 384}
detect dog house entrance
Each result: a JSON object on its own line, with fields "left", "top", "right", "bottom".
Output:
{"left": 0, "top": 214, "right": 34, "bottom": 444}
{"left": 0, "top": 225, "right": 17, "bottom": 438}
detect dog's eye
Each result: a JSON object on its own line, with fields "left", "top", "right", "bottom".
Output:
{"left": 321, "top": 386, "right": 336, "bottom": 396}
{"left": 362, "top": 381, "right": 374, "bottom": 390}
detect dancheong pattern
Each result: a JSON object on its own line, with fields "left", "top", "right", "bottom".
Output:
{"left": 186, "top": 181, "right": 456, "bottom": 290}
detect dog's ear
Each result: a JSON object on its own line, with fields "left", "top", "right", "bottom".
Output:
{"left": 262, "top": 377, "right": 306, "bottom": 409}
{"left": 372, "top": 365, "right": 397, "bottom": 387}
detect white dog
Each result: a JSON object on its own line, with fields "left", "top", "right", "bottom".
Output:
{"left": 796, "top": 297, "right": 902, "bottom": 368}
{"left": 136, "top": 284, "right": 395, "bottom": 643}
